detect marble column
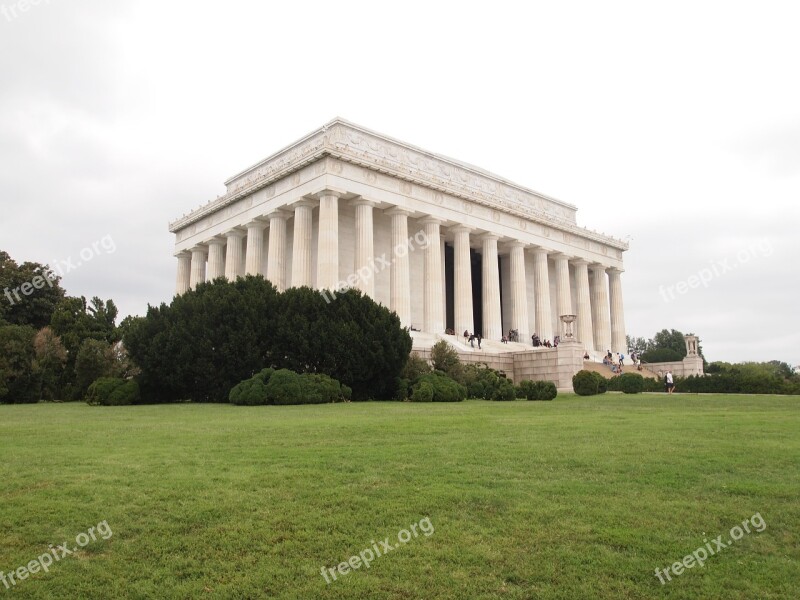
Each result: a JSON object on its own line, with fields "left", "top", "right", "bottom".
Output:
{"left": 572, "top": 259, "right": 594, "bottom": 352}
{"left": 189, "top": 246, "right": 207, "bottom": 290}
{"left": 553, "top": 253, "right": 573, "bottom": 335}
{"left": 352, "top": 198, "right": 376, "bottom": 297}
{"left": 452, "top": 226, "right": 474, "bottom": 337}
{"left": 420, "top": 217, "right": 444, "bottom": 333}
{"left": 317, "top": 191, "right": 339, "bottom": 290}
{"left": 224, "top": 229, "right": 245, "bottom": 281}
{"left": 531, "top": 247, "right": 553, "bottom": 343}
{"left": 266, "top": 210, "right": 288, "bottom": 292}
{"left": 175, "top": 251, "right": 191, "bottom": 295}
{"left": 590, "top": 264, "right": 612, "bottom": 353}
{"left": 244, "top": 220, "right": 266, "bottom": 276}
{"left": 387, "top": 208, "right": 411, "bottom": 327}
{"left": 607, "top": 267, "right": 627, "bottom": 354}
{"left": 508, "top": 242, "right": 529, "bottom": 342}
{"left": 206, "top": 237, "right": 226, "bottom": 281}
{"left": 291, "top": 201, "right": 314, "bottom": 288}
{"left": 481, "top": 234, "right": 502, "bottom": 341}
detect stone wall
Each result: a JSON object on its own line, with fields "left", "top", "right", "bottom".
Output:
{"left": 412, "top": 340, "right": 585, "bottom": 391}
{"left": 647, "top": 356, "right": 705, "bottom": 378}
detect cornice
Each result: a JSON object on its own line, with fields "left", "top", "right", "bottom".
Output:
{"left": 168, "top": 118, "right": 628, "bottom": 251}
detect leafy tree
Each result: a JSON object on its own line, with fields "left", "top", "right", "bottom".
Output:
{"left": 126, "top": 278, "right": 411, "bottom": 403}
{"left": 430, "top": 340, "right": 460, "bottom": 374}
{"left": 125, "top": 275, "right": 281, "bottom": 403}
{"left": 0, "top": 324, "right": 39, "bottom": 403}
{"left": 74, "top": 339, "right": 117, "bottom": 398}
{"left": 0, "top": 251, "right": 65, "bottom": 329}
{"left": 33, "top": 327, "right": 67, "bottom": 400}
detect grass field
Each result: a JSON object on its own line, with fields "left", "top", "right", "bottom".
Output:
{"left": 1, "top": 394, "right": 798, "bottom": 599}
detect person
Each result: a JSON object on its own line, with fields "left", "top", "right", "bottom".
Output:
{"left": 463, "top": 329, "right": 469, "bottom": 343}
{"left": 501, "top": 335, "right": 508, "bottom": 344}
{"left": 584, "top": 351, "right": 590, "bottom": 360}
{"left": 607, "top": 350, "right": 612, "bottom": 361}
{"left": 619, "top": 352, "right": 625, "bottom": 366}
{"left": 469, "top": 333, "right": 475, "bottom": 348}
{"left": 666, "top": 370, "right": 674, "bottom": 394}
{"left": 476, "top": 334, "right": 482, "bottom": 349}
{"left": 663, "top": 372, "right": 668, "bottom": 393}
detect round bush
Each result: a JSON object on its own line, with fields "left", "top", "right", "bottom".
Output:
{"left": 86, "top": 377, "right": 139, "bottom": 406}
{"left": 535, "top": 381, "right": 557, "bottom": 401}
{"left": 412, "top": 372, "right": 466, "bottom": 402}
{"left": 618, "top": 372, "right": 645, "bottom": 394}
{"left": 265, "top": 369, "right": 304, "bottom": 405}
{"left": 572, "top": 370, "right": 599, "bottom": 396}
{"left": 229, "top": 368, "right": 274, "bottom": 405}
{"left": 493, "top": 377, "right": 517, "bottom": 401}
{"left": 411, "top": 381, "right": 434, "bottom": 402}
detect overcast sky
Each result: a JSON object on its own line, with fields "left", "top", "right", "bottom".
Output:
{"left": 1, "top": 1, "right": 798, "bottom": 366}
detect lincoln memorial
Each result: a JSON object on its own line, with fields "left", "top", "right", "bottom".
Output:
{"left": 169, "top": 118, "right": 629, "bottom": 374}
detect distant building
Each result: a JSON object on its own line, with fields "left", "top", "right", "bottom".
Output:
{"left": 169, "top": 118, "right": 629, "bottom": 357}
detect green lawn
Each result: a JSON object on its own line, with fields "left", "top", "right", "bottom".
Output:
{"left": 1, "top": 394, "right": 798, "bottom": 599}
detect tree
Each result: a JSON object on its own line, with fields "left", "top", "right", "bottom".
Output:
{"left": 50, "top": 295, "right": 121, "bottom": 398}
{"left": 430, "top": 340, "right": 460, "bottom": 374}
{"left": 74, "top": 339, "right": 117, "bottom": 398}
{"left": 0, "top": 251, "right": 65, "bottom": 329}
{"left": 125, "top": 278, "right": 412, "bottom": 403}
{"left": 0, "top": 324, "right": 39, "bottom": 403}
{"left": 125, "top": 276, "right": 281, "bottom": 403}
{"left": 33, "top": 327, "right": 67, "bottom": 400}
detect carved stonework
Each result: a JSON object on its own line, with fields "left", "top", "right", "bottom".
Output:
{"left": 168, "top": 119, "right": 629, "bottom": 255}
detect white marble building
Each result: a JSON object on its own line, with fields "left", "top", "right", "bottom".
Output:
{"left": 169, "top": 118, "right": 628, "bottom": 356}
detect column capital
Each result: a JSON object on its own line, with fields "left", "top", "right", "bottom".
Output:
{"left": 570, "top": 257, "right": 591, "bottom": 267}
{"left": 204, "top": 236, "right": 226, "bottom": 246}
{"left": 418, "top": 216, "right": 443, "bottom": 226}
{"left": 224, "top": 227, "right": 247, "bottom": 238}
{"left": 505, "top": 240, "right": 527, "bottom": 250}
{"left": 267, "top": 209, "right": 291, "bottom": 221}
{"left": 552, "top": 252, "right": 573, "bottom": 262}
{"left": 290, "top": 198, "right": 317, "bottom": 209}
{"left": 449, "top": 225, "right": 474, "bottom": 234}
{"left": 385, "top": 207, "right": 411, "bottom": 217}
{"left": 528, "top": 246, "right": 552, "bottom": 256}
{"left": 310, "top": 187, "right": 346, "bottom": 200}
{"left": 606, "top": 266, "right": 625, "bottom": 275}
{"left": 245, "top": 219, "right": 267, "bottom": 230}
{"left": 190, "top": 244, "right": 208, "bottom": 254}
{"left": 174, "top": 250, "right": 192, "bottom": 258}
{"left": 479, "top": 232, "right": 500, "bottom": 242}
{"left": 590, "top": 262, "right": 609, "bottom": 273}
{"left": 350, "top": 197, "right": 377, "bottom": 208}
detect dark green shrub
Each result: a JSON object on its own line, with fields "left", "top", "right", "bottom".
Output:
{"left": 86, "top": 377, "right": 139, "bottom": 406}
{"left": 494, "top": 377, "right": 516, "bottom": 401}
{"left": 394, "top": 377, "right": 410, "bottom": 401}
{"left": 519, "top": 380, "right": 558, "bottom": 400}
{"left": 572, "top": 370, "right": 599, "bottom": 396}
{"left": 411, "top": 372, "right": 466, "bottom": 402}
{"left": 535, "top": 381, "right": 558, "bottom": 401}
{"left": 411, "top": 381, "right": 434, "bottom": 402}
{"left": 230, "top": 368, "right": 347, "bottom": 405}
{"left": 590, "top": 371, "right": 608, "bottom": 394}
{"left": 229, "top": 368, "right": 274, "bottom": 405}
{"left": 264, "top": 369, "right": 304, "bottom": 405}
{"left": 518, "top": 380, "right": 537, "bottom": 400}
{"left": 618, "top": 372, "right": 644, "bottom": 394}
{"left": 401, "top": 353, "right": 432, "bottom": 381}
{"left": 340, "top": 384, "right": 352, "bottom": 401}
